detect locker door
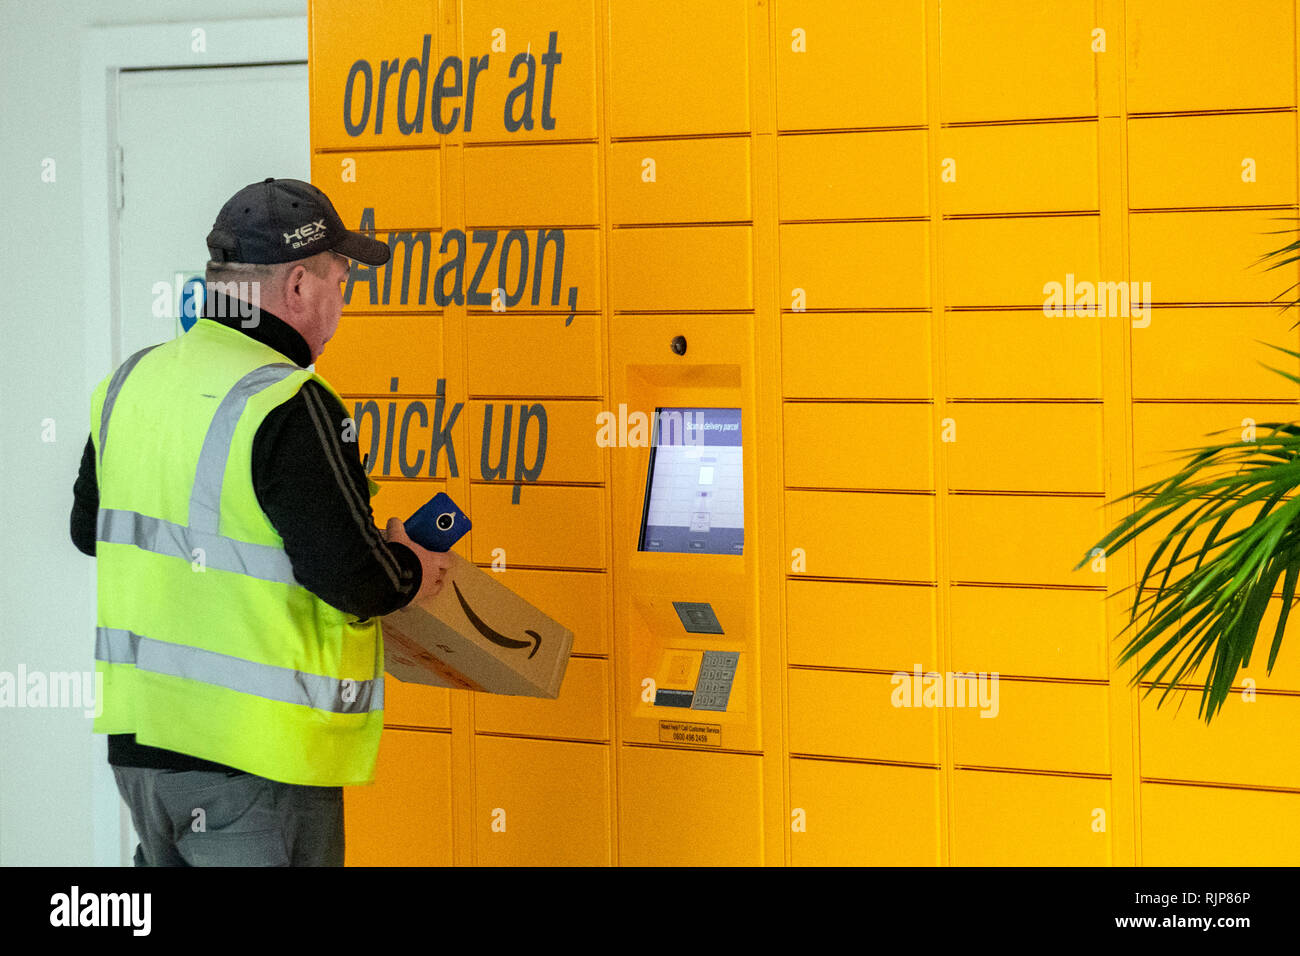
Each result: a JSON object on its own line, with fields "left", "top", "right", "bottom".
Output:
{"left": 952, "top": 770, "right": 1110, "bottom": 866}
{"left": 344, "top": 728, "right": 453, "bottom": 866}
{"left": 607, "top": 0, "right": 750, "bottom": 137}
{"left": 1126, "top": 0, "right": 1296, "bottom": 112}
{"left": 939, "top": 0, "right": 1097, "bottom": 121}
{"left": 790, "top": 759, "right": 941, "bottom": 866}
{"left": 775, "top": 0, "right": 926, "bottom": 130}
{"left": 619, "top": 747, "right": 763, "bottom": 865}
{"left": 475, "top": 736, "right": 612, "bottom": 865}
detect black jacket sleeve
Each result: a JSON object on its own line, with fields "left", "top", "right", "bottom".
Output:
{"left": 69, "top": 384, "right": 423, "bottom": 620}
{"left": 71, "top": 434, "right": 98, "bottom": 556}
{"left": 252, "top": 379, "right": 423, "bottom": 620}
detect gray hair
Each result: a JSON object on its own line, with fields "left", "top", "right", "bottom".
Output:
{"left": 203, "top": 253, "right": 334, "bottom": 316}
{"left": 203, "top": 260, "right": 282, "bottom": 315}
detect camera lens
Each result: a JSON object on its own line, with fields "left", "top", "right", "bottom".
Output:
{"left": 436, "top": 512, "right": 454, "bottom": 531}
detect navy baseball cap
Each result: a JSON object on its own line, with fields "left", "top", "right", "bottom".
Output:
{"left": 206, "top": 177, "right": 391, "bottom": 266}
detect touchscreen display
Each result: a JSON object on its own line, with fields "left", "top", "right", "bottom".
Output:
{"left": 638, "top": 408, "right": 743, "bottom": 555}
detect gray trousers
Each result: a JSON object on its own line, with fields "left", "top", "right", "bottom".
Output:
{"left": 112, "top": 766, "right": 344, "bottom": 866}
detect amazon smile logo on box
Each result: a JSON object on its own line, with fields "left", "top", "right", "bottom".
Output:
{"left": 382, "top": 551, "right": 572, "bottom": 698}
{"left": 452, "top": 581, "right": 541, "bottom": 659}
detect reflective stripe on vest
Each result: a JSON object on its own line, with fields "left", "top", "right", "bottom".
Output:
{"left": 94, "top": 353, "right": 381, "bottom": 716}
{"left": 189, "top": 362, "right": 298, "bottom": 533}
{"left": 96, "top": 508, "right": 297, "bottom": 584}
{"left": 98, "top": 344, "right": 161, "bottom": 467}
{"left": 95, "top": 627, "right": 382, "bottom": 714}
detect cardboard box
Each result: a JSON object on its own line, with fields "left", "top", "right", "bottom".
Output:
{"left": 381, "top": 551, "right": 574, "bottom": 698}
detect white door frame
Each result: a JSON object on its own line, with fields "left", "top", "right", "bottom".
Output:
{"left": 78, "top": 15, "right": 306, "bottom": 868}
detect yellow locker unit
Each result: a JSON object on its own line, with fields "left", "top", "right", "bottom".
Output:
{"left": 474, "top": 736, "right": 613, "bottom": 866}
{"left": 1125, "top": 0, "right": 1296, "bottom": 113}
{"left": 607, "top": 0, "right": 751, "bottom": 137}
{"left": 609, "top": 316, "right": 760, "bottom": 757}
{"left": 609, "top": 139, "right": 751, "bottom": 224}
{"left": 938, "top": 0, "right": 1098, "bottom": 122}
{"left": 310, "top": 0, "right": 442, "bottom": 150}
{"left": 1130, "top": 308, "right": 1300, "bottom": 401}
{"left": 774, "top": 0, "right": 926, "bottom": 131}
{"left": 938, "top": 122, "right": 1099, "bottom": 215}
{"left": 618, "top": 747, "right": 763, "bottom": 866}
{"left": 459, "top": 0, "right": 600, "bottom": 144}
{"left": 943, "top": 403, "right": 1105, "bottom": 493}
{"left": 786, "top": 579, "right": 938, "bottom": 672}
{"left": 307, "top": 0, "right": 1300, "bottom": 867}
{"left": 783, "top": 313, "right": 932, "bottom": 399}
{"left": 464, "top": 144, "right": 600, "bottom": 225}
{"left": 944, "top": 311, "right": 1103, "bottom": 400}
{"left": 778, "top": 130, "right": 928, "bottom": 221}
{"left": 466, "top": 312, "right": 604, "bottom": 398}
{"left": 310, "top": 148, "right": 442, "bottom": 231}
{"left": 316, "top": 315, "right": 444, "bottom": 394}
{"left": 344, "top": 728, "right": 454, "bottom": 866}
{"left": 951, "top": 769, "right": 1111, "bottom": 867}
{"left": 1141, "top": 782, "right": 1300, "bottom": 866}
{"left": 1129, "top": 210, "right": 1294, "bottom": 304}
{"left": 1128, "top": 595, "right": 1300, "bottom": 695}
{"left": 1127, "top": 112, "right": 1297, "bottom": 210}
{"left": 948, "top": 585, "right": 1108, "bottom": 682}
{"left": 788, "top": 758, "right": 942, "bottom": 866}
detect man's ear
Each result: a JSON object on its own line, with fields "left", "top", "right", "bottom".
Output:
{"left": 283, "top": 263, "right": 309, "bottom": 307}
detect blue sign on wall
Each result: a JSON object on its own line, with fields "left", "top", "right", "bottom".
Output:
{"left": 180, "top": 277, "right": 205, "bottom": 332}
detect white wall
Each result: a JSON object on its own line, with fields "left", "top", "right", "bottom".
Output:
{"left": 0, "top": 0, "right": 307, "bottom": 866}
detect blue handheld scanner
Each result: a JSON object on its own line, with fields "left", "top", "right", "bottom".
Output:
{"left": 404, "top": 492, "right": 471, "bottom": 552}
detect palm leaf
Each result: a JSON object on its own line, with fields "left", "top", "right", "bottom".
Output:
{"left": 1080, "top": 225, "right": 1300, "bottom": 722}
{"left": 1083, "top": 403, "right": 1300, "bottom": 721}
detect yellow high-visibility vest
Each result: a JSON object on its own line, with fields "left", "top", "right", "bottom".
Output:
{"left": 89, "top": 318, "right": 384, "bottom": 786}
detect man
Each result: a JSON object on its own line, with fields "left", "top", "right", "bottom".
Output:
{"left": 69, "top": 177, "right": 451, "bottom": 866}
